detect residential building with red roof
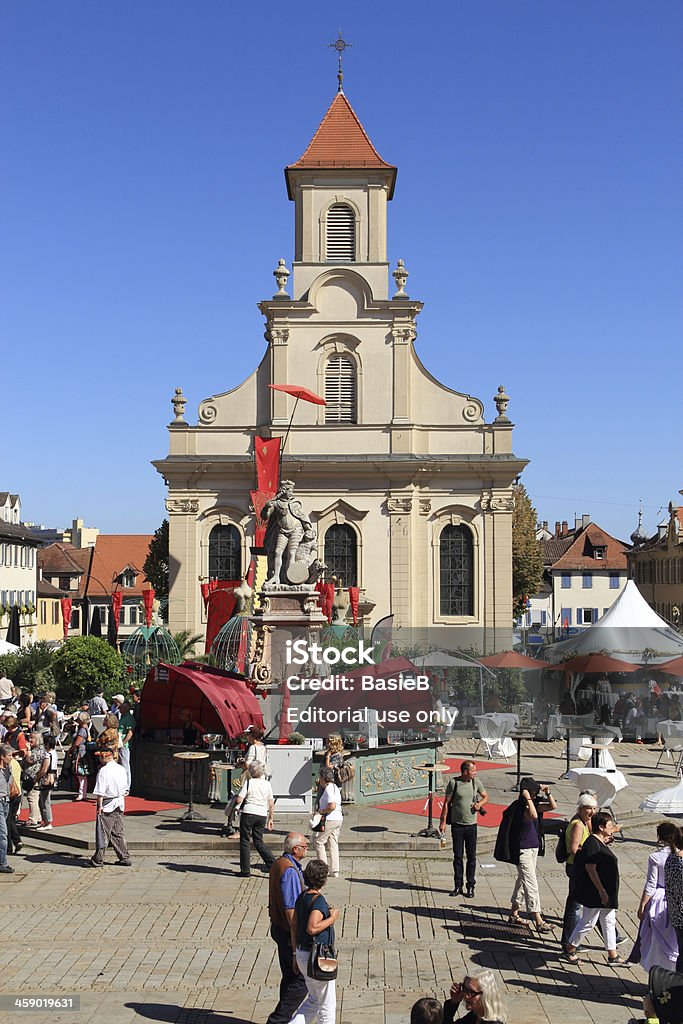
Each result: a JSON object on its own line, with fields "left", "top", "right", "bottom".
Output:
{"left": 526, "top": 515, "right": 629, "bottom": 642}
{"left": 38, "top": 534, "right": 153, "bottom": 640}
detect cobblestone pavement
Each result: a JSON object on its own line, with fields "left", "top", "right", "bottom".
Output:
{"left": 6, "top": 737, "right": 673, "bottom": 1023}
{"left": 4, "top": 831, "right": 655, "bottom": 1024}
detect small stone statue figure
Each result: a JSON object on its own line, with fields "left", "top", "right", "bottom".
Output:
{"left": 263, "top": 480, "right": 315, "bottom": 587}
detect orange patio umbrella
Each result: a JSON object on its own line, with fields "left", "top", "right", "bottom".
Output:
{"left": 656, "top": 656, "right": 683, "bottom": 678}
{"left": 480, "top": 651, "right": 548, "bottom": 670}
{"left": 561, "top": 654, "right": 639, "bottom": 675}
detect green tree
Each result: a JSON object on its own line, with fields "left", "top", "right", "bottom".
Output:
{"left": 144, "top": 519, "right": 169, "bottom": 599}
{"left": 1, "top": 641, "right": 55, "bottom": 694}
{"left": 52, "top": 636, "right": 123, "bottom": 708}
{"left": 512, "top": 483, "right": 544, "bottom": 618}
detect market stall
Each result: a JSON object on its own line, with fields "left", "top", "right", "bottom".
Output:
{"left": 131, "top": 661, "right": 264, "bottom": 803}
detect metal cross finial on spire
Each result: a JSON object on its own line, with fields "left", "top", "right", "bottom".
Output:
{"left": 328, "top": 30, "right": 351, "bottom": 92}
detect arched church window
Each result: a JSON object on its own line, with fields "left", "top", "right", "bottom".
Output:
{"left": 324, "top": 524, "right": 358, "bottom": 587}
{"left": 326, "top": 203, "right": 355, "bottom": 261}
{"left": 325, "top": 353, "right": 357, "bottom": 423}
{"left": 439, "top": 525, "right": 474, "bottom": 616}
{"left": 208, "top": 525, "right": 241, "bottom": 581}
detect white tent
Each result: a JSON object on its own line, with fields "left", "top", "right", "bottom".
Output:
{"left": 547, "top": 580, "right": 683, "bottom": 664}
{"left": 0, "top": 639, "right": 19, "bottom": 655}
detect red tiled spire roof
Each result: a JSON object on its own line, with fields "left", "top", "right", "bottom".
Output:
{"left": 288, "top": 92, "right": 394, "bottom": 170}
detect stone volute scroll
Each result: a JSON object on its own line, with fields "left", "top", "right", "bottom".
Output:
{"left": 392, "top": 259, "right": 409, "bottom": 298}
{"left": 262, "top": 479, "right": 324, "bottom": 589}
{"left": 493, "top": 385, "right": 510, "bottom": 422}
{"left": 272, "top": 258, "right": 290, "bottom": 299}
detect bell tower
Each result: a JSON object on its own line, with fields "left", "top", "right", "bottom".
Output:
{"left": 284, "top": 91, "right": 397, "bottom": 302}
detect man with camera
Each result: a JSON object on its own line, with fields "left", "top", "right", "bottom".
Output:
{"left": 439, "top": 760, "right": 488, "bottom": 899}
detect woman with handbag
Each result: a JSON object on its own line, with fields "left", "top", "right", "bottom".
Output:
{"left": 289, "top": 858, "right": 338, "bottom": 1024}
{"left": 69, "top": 712, "right": 93, "bottom": 801}
{"left": 313, "top": 767, "right": 343, "bottom": 878}
{"left": 22, "top": 730, "right": 50, "bottom": 826}
{"left": 36, "top": 735, "right": 58, "bottom": 831}
{"left": 507, "top": 777, "right": 556, "bottom": 932}
{"left": 234, "top": 761, "right": 275, "bottom": 877}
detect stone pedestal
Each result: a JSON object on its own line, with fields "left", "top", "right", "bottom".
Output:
{"left": 249, "top": 588, "right": 327, "bottom": 688}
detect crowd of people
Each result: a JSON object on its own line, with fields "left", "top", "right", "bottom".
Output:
{"left": 0, "top": 682, "right": 140, "bottom": 871}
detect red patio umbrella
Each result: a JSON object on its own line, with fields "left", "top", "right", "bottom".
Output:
{"left": 561, "top": 654, "right": 639, "bottom": 675}
{"left": 268, "top": 383, "right": 326, "bottom": 454}
{"left": 480, "top": 651, "right": 548, "bottom": 670}
{"left": 657, "top": 656, "right": 683, "bottom": 678}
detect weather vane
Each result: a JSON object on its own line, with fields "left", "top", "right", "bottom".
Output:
{"left": 328, "top": 30, "right": 351, "bottom": 92}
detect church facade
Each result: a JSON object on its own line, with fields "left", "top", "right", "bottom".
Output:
{"left": 154, "top": 89, "right": 527, "bottom": 653}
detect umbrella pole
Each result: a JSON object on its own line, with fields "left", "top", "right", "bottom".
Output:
{"left": 479, "top": 668, "right": 484, "bottom": 715}
{"left": 280, "top": 397, "right": 300, "bottom": 459}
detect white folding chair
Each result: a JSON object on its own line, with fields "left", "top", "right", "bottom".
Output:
{"left": 656, "top": 721, "right": 683, "bottom": 772}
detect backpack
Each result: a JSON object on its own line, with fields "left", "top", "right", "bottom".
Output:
{"left": 555, "top": 821, "right": 569, "bottom": 863}
{"left": 334, "top": 760, "right": 355, "bottom": 785}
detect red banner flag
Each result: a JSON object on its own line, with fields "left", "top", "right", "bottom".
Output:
{"left": 143, "top": 588, "right": 155, "bottom": 628}
{"left": 60, "top": 598, "right": 72, "bottom": 640}
{"left": 111, "top": 591, "right": 123, "bottom": 636}
{"left": 250, "top": 489, "right": 276, "bottom": 548}
{"left": 255, "top": 436, "right": 281, "bottom": 492}
{"left": 200, "top": 583, "right": 210, "bottom": 610}
{"left": 204, "top": 581, "right": 241, "bottom": 654}
{"left": 278, "top": 678, "right": 293, "bottom": 743}
{"left": 324, "top": 582, "right": 335, "bottom": 623}
{"left": 348, "top": 586, "right": 360, "bottom": 625}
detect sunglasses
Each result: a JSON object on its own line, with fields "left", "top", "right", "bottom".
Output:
{"left": 462, "top": 984, "right": 482, "bottom": 997}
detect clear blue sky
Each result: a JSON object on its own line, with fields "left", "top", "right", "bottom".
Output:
{"left": 2, "top": 1, "right": 681, "bottom": 542}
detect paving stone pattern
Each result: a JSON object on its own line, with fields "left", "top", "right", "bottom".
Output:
{"left": 5, "top": 737, "right": 672, "bottom": 1023}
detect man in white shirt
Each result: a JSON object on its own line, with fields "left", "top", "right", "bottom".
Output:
{"left": 0, "top": 672, "right": 15, "bottom": 707}
{"left": 89, "top": 745, "right": 131, "bottom": 867}
{"left": 87, "top": 691, "right": 108, "bottom": 717}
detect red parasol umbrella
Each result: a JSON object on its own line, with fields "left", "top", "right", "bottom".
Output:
{"left": 561, "top": 653, "right": 639, "bottom": 675}
{"left": 480, "top": 651, "right": 548, "bottom": 670}
{"left": 657, "top": 656, "right": 683, "bottom": 678}
{"left": 268, "top": 383, "right": 326, "bottom": 455}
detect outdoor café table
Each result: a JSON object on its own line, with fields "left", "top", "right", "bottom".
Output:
{"left": 415, "top": 762, "right": 449, "bottom": 839}
{"left": 505, "top": 729, "right": 537, "bottom": 792}
{"left": 564, "top": 766, "right": 628, "bottom": 812}
{"left": 173, "top": 750, "right": 209, "bottom": 821}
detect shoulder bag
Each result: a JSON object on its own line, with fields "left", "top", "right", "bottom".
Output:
{"left": 308, "top": 941, "right": 338, "bottom": 980}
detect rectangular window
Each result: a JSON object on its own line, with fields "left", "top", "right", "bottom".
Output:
{"left": 541, "top": 610, "right": 547, "bottom": 626}
{"left": 119, "top": 608, "right": 125, "bottom": 625}
{"left": 560, "top": 607, "right": 572, "bottom": 627}
{"left": 561, "top": 574, "right": 571, "bottom": 589}
{"left": 129, "top": 606, "right": 138, "bottom": 626}
{"left": 582, "top": 573, "right": 592, "bottom": 589}
{"left": 9, "top": 591, "right": 15, "bottom": 606}
{"left": 577, "top": 607, "right": 597, "bottom": 625}
{"left": 70, "top": 609, "right": 79, "bottom": 629}
{"left": 99, "top": 606, "right": 107, "bottom": 626}
{"left": 40, "top": 602, "right": 47, "bottom": 625}
{"left": 52, "top": 603, "right": 60, "bottom": 625}
{"left": 609, "top": 573, "right": 620, "bottom": 589}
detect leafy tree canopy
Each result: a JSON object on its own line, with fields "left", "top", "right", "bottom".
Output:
{"left": 0, "top": 641, "right": 56, "bottom": 694}
{"left": 144, "top": 519, "right": 169, "bottom": 599}
{"left": 512, "top": 483, "right": 544, "bottom": 618}
{"left": 52, "top": 636, "right": 123, "bottom": 708}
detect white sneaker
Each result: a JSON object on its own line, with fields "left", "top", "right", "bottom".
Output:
{"left": 35, "top": 824, "right": 53, "bottom": 831}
